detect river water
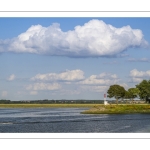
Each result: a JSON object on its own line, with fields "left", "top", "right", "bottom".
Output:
{"left": 0, "top": 107, "right": 150, "bottom": 133}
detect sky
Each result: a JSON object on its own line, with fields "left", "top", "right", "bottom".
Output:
{"left": 0, "top": 17, "right": 150, "bottom": 101}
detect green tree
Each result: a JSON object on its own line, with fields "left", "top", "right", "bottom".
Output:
{"left": 128, "top": 88, "right": 140, "bottom": 103}
{"left": 136, "top": 80, "right": 150, "bottom": 103}
{"left": 107, "top": 84, "right": 125, "bottom": 104}
{"left": 124, "top": 90, "right": 132, "bottom": 103}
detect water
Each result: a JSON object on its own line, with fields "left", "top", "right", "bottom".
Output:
{"left": 0, "top": 107, "right": 150, "bottom": 133}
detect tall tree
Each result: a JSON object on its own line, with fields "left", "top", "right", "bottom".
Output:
{"left": 128, "top": 88, "right": 140, "bottom": 103}
{"left": 124, "top": 90, "right": 132, "bottom": 103}
{"left": 136, "top": 80, "right": 150, "bottom": 103}
{"left": 107, "top": 84, "right": 125, "bottom": 104}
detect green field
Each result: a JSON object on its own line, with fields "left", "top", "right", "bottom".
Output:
{"left": 82, "top": 104, "right": 150, "bottom": 114}
{"left": 0, "top": 103, "right": 97, "bottom": 108}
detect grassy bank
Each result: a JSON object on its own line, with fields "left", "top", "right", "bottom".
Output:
{"left": 82, "top": 104, "right": 150, "bottom": 114}
{"left": 0, "top": 103, "right": 97, "bottom": 108}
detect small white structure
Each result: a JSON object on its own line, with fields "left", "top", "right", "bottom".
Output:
{"left": 104, "top": 93, "right": 109, "bottom": 105}
{"left": 104, "top": 100, "right": 109, "bottom": 105}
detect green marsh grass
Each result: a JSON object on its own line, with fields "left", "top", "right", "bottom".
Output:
{"left": 82, "top": 104, "right": 150, "bottom": 114}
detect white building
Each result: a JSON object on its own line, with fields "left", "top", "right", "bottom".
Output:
{"left": 104, "top": 100, "right": 109, "bottom": 105}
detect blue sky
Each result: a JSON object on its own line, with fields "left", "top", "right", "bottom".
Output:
{"left": 0, "top": 17, "right": 150, "bottom": 100}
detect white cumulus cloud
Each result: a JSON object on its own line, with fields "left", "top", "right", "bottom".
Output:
{"left": 130, "top": 69, "right": 150, "bottom": 78}
{"left": 129, "top": 69, "right": 150, "bottom": 83}
{"left": 79, "top": 73, "right": 119, "bottom": 85}
{"left": 31, "top": 69, "right": 85, "bottom": 81}
{"left": 130, "top": 77, "right": 143, "bottom": 83}
{"left": 0, "top": 19, "right": 148, "bottom": 57}
{"left": 7, "top": 74, "right": 16, "bottom": 81}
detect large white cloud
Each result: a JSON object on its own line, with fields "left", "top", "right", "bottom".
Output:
{"left": 0, "top": 19, "right": 148, "bottom": 57}
{"left": 129, "top": 69, "right": 150, "bottom": 83}
{"left": 130, "top": 69, "right": 150, "bottom": 78}
{"left": 31, "top": 69, "right": 85, "bottom": 81}
{"left": 26, "top": 70, "right": 130, "bottom": 96}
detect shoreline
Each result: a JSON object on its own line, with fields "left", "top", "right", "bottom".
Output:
{"left": 1, "top": 104, "right": 150, "bottom": 115}
{"left": 81, "top": 104, "right": 150, "bottom": 114}
{"left": 0, "top": 103, "right": 97, "bottom": 108}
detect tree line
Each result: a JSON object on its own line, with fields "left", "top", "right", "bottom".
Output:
{"left": 0, "top": 99, "right": 105, "bottom": 104}
{"left": 107, "top": 79, "right": 150, "bottom": 104}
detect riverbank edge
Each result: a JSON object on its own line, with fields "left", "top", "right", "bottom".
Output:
{"left": 81, "top": 104, "right": 150, "bottom": 114}
{"left": 81, "top": 111, "right": 150, "bottom": 114}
